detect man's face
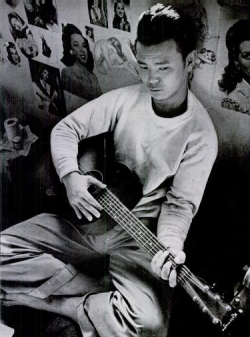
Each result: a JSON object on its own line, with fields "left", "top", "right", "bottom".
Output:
{"left": 238, "top": 40, "right": 250, "bottom": 78}
{"left": 136, "top": 40, "right": 189, "bottom": 105}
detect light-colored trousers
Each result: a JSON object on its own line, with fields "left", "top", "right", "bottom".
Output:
{"left": 0, "top": 213, "right": 173, "bottom": 337}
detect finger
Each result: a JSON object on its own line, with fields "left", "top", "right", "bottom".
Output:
{"left": 174, "top": 251, "right": 186, "bottom": 265}
{"left": 151, "top": 250, "right": 164, "bottom": 265}
{"left": 83, "top": 192, "right": 103, "bottom": 212}
{"left": 151, "top": 251, "right": 170, "bottom": 275}
{"left": 78, "top": 200, "right": 101, "bottom": 219}
{"left": 72, "top": 205, "right": 82, "bottom": 220}
{"left": 155, "top": 250, "right": 170, "bottom": 271}
{"left": 88, "top": 176, "right": 107, "bottom": 189}
{"left": 161, "top": 261, "right": 172, "bottom": 280}
{"left": 77, "top": 204, "right": 94, "bottom": 222}
{"left": 169, "top": 269, "right": 177, "bottom": 288}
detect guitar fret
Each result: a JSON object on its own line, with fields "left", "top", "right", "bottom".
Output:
{"left": 80, "top": 165, "right": 233, "bottom": 328}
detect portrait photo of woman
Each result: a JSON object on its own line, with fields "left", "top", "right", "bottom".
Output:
{"left": 23, "top": 0, "right": 59, "bottom": 32}
{"left": 112, "top": 0, "right": 131, "bottom": 32}
{"left": 94, "top": 36, "right": 138, "bottom": 77}
{"left": 219, "top": 19, "right": 250, "bottom": 115}
{"left": 29, "top": 60, "right": 66, "bottom": 116}
{"left": 8, "top": 11, "right": 39, "bottom": 59}
{"left": 88, "top": 0, "right": 108, "bottom": 28}
{"left": 5, "top": 41, "right": 21, "bottom": 66}
{"left": 60, "top": 23, "right": 102, "bottom": 103}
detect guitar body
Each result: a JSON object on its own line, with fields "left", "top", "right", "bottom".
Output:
{"left": 53, "top": 133, "right": 249, "bottom": 333}
{"left": 74, "top": 133, "right": 142, "bottom": 235}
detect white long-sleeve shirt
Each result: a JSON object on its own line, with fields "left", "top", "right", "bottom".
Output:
{"left": 51, "top": 84, "right": 218, "bottom": 249}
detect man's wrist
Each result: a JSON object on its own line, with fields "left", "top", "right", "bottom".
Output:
{"left": 62, "top": 171, "right": 81, "bottom": 185}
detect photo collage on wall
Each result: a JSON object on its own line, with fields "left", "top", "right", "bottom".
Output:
{"left": 60, "top": 0, "right": 139, "bottom": 113}
{"left": 3, "top": 0, "right": 67, "bottom": 117}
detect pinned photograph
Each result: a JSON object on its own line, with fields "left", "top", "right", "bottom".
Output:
{"left": 218, "top": 19, "right": 250, "bottom": 115}
{"left": 8, "top": 11, "right": 39, "bottom": 58}
{"left": 23, "top": 0, "right": 59, "bottom": 32}
{"left": 5, "top": 41, "right": 21, "bottom": 66}
{"left": 61, "top": 23, "right": 101, "bottom": 102}
{"left": 85, "top": 25, "right": 95, "bottom": 43}
{"left": 88, "top": 0, "right": 108, "bottom": 28}
{"left": 112, "top": 0, "right": 131, "bottom": 32}
{"left": 93, "top": 36, "right": 138, "bottom": 77}
{"left": 5, "top": 0, "right": 20, "bottom": 8}
{"left": 29, "top": 60, "right": 66, "bottom": 116}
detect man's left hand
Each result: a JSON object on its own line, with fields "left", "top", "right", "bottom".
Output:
{"left": 151, "top": 249, "right": 186, "bottom": 287}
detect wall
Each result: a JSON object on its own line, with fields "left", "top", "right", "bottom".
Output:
{"left": 0, "top": 0, "right": 250, "bottom": 163}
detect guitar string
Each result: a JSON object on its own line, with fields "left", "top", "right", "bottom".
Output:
{"left": 77, "top": 161, "right": 207, "bottom": 291}
{"left": 77, "top": 160, "right": 210, "bottom": 290}
{"left": 98, "top": 188, "right": 212, "bottom": 292}
{"left": 77, "top": 160, "right": 229, "bottom": 309}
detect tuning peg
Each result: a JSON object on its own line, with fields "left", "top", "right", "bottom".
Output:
{"left": 202, "top": 306, "right": 208, "bottom": 313}
{"left": 212, "top": 318, "right": 220, "bottom": 324}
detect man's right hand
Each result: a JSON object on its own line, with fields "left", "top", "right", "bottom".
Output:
{"left": 62, "top": 172, "right": 106, "bottom": 221}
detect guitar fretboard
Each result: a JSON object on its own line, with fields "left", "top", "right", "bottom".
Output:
{"left": 95, "top": 187, "right": 193, "bottom": 286}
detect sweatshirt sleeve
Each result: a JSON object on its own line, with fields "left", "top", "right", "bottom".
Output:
{"left": 157, "top": 129, "right": 218, "bottom": 250}
{"left": 51, "top": 91, "right": 120, "bottom": 181}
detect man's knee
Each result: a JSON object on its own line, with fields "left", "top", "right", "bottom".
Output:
{"left": 136, "top": 303, "right": 165, "bottom": 332}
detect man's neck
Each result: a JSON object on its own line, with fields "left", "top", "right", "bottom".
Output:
{"left": 152, "top": 96, "right": 188, "bottom": 118}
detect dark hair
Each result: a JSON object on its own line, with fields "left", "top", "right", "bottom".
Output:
{"left": 8, "top": 11, "right": 26, "bottom": 39}
{"left": 136, "top": 4, "right": 197, "bottom": 61}
{"left": 113, "top": 0, "right": 130, "bottom": 32}
{"left": 218, "top": 19, "right": 250, "bottom": 94}
{"left": 5, "top": 41, "right": 20, "bottom": 64}
{"left": 61, "top": 23, "right": 94, "bottom": 72}
{"left": 114, "top": 0, "right": 128, "bottom": 21}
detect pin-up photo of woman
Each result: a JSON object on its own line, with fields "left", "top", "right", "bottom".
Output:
{"left": 30, "top": 60, "right": 66, "bottom": 116}
{"left": 5, "top": 41, "right": 21, "bottom": 66}
{"left": 23, "top": 0, "right": 59, "bottom": 32}
{"left": 219, "top": 19, "right": 250, "bottom": 115}
{"left": 8, "top": 11, "right": 39, "bottom": 58}
{"left": 61, "top": 24, "right": 102, "bottom": 102}
{"left": 93, "top": 36, "right": 138, "bottom": 77}
{"left": 88, "top": 0, "right": 108, "bottom": 28}
{"left": 112, "top": 0, "right": 130, "bottom": 32}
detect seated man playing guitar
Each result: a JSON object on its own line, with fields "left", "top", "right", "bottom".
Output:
{"left": 0, "top": 4, "right": 218, "bottom": 337}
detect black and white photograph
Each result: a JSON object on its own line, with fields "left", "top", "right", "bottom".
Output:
{"left": 85, "top": 25, "right": 95, "bottom": 43}
{"left": 5, "top": 41, "right": 21, "bottom": 66}
{"left": 4, "top": 0, "right": 20, "bottom": 8}
{"left": 1, "top": 1, "right": 250, "bottom": 337}
{"left": 61, "top": 23, "right": 102, "bottom": 103}
{"left": 29, "top": 60, "right": 66, "bottom": 116}
{"left": 88, "top": 0, "right": 108, "bottom": 28}
{"left": 112, "top": 0, "right": 131, "bottom": 32}
{"left": 23, "top": 0, "right": 59, "bottom": 32}
{"left": 219, "top": 19, "right": 250, "bottom": 115}
{"left": 8, "top": 11, "right": 39, "bottom": 58}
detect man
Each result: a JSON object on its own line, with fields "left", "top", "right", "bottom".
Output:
{"left": 0, "top": 4, "right": 218, "bottom": 337}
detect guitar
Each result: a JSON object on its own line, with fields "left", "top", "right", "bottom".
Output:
{"left": 60, "top": 134, "right": 249, "bottom": 333}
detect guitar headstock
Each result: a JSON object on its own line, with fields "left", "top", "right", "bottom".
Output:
{"left": 178, "top": 268, "right": 243, "bottom": 332}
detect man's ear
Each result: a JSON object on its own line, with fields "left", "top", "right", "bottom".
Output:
{"left": 186, "top": 50, "right": 197, "bottom": 71}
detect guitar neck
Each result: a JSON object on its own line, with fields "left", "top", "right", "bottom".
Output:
{"left": 95, "top": 187, "right": 193, "bottom": 286}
